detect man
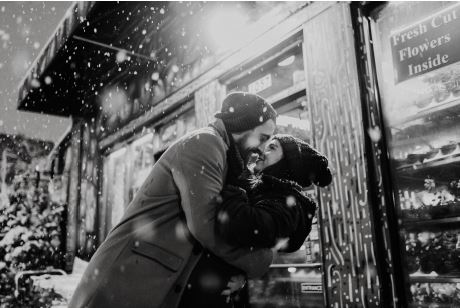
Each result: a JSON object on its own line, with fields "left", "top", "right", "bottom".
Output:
{"left": 69, "top": 92, "right": 277, "bottom": 308}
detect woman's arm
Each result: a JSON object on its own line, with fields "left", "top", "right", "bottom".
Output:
{"left": 278, "top": 205, "right": 313, "bottom": 253}
{"left": 216, "top": 185, "right": 300, "bottom": 249}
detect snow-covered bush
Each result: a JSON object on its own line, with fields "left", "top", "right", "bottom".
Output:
{"left": 0, "top": 173, "right": 65, "bottom": 307}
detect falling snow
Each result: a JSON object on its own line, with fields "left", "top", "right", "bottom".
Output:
{"left": 1, "top": 2, "right": 72, "bottom": 142}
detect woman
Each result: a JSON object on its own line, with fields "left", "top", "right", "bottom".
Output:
{"left": 178, "top": 134, "right": 332, "bottom": 308}
{"left": 217, "top": 134, "right": 332, "bottom": 251}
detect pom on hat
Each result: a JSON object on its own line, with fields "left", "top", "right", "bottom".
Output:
{"left": 215, "top": 92, "right": 277, "bottom": 133}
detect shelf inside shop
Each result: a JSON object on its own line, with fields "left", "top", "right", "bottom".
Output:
{"left": 395, "top": 153, "right": 460, "bottom": 175}
{"left": 397, "top": 174, "right": 454, "bottom": 188}
{"left": 392, "top": 135, "right": 435, "bottom": 149}
{"left": 266, "top": 82, "right": 306, "bottom": 105}
{"left": 409, "top": 303, "right": 459, "bottom": 308}
{"left": 390, "top": 96, "right": 460, "bottom": 127}
{"left": 409, "top": 275, "right": 460, "bottom": 284}
{"left": 270, "top": 263, "right": 322, "bottom": 268}
{"left": 401, "top": 216, "right": 460, "bottom": 230}
{"left": 270, "top": 277, "right": 322, "bottom": 283}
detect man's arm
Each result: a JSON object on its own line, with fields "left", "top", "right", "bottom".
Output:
{"left": 171, "top": 133, "right": 272, "bottom": 278}
{"left": 216, "top": 185, "right": 298, "bottom": 249}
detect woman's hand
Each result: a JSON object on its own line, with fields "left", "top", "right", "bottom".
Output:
{"left": 221, "top": 274, "right": 247, "bottom": 299}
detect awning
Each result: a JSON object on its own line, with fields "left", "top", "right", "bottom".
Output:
{"left": 17, "top": 1, "right": 167, "bottom": 117}
{"left": 17, "top": 2, "right": 95, "bottom": 116}
{"left": 46, "top": 125, "right": 71, "bottom": 176}
{"left": 17, "top": 1, "right": 284, "bottom": 118}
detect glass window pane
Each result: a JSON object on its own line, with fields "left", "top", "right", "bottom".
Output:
{"left": 227, "top": 42, "right": 305, "bottom": 99}
{"left": 249, "top": 266, "right": 323, "bottom": 308}
{"left": 371, "top": 2, "right": 460, "bottom": 305}
{"left": 105, "top": 147, "right": 128, "bottom": 228}
{"left": 275, "top": 95, "right": 311, "bottom": 142}
{"left": 130, "top": 133, "right": 154, "bottom": 198}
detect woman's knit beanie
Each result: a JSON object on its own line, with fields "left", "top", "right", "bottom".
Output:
{"left": 270, "top": 134, "right": 332, "bottom": 187}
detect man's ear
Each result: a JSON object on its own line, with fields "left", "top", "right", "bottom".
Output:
{"left": 231, "top": 131, "right": 244, "bottom": 142}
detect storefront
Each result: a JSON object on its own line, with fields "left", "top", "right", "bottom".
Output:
{"left": 17, "top": 1, "right": 460, "bottom": 307}
{"left": 354, "top": 2, "right": 460, "bottom": 306}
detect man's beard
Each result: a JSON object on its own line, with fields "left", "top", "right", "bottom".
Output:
{"left": 235, "top": 135, "right": 261, "bottom": 165}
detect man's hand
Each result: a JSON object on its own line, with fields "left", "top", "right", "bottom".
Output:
{"left": 221, "top": 274, "right": 246, "bottom": 297}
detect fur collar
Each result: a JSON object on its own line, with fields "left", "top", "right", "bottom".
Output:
{"left": 251, "top": 174, "right": 304, "bottom": 197}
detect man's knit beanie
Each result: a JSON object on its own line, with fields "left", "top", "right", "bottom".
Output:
{"left": 215, "top": 92, "right": 277, "bottom": 133}
{"left": 272, "top": 134, "right": 332, "bottom": 187}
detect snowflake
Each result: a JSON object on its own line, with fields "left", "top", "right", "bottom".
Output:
{"left": 368, "top": 127, "right": 382, "bottom": 142}
{"left": 286, "top": 195, "right": 296, "bottom": 207}
{"left": 217, "top": 210, "right": 229, "bottom": 224}
{"left": 30, "top": 78, "right": 41, "bottom": 88}
{"left": 0, "top": 29, "right": 10, "bottom": 41}
{"left": 273, "top": 237, "right": 289, "bottom": 250}
{"left": 151, "top": 72, "right": 160, "bottom": 81}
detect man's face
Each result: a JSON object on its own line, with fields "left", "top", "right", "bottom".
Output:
{"left": 234, "top": 119, "right": 276, "bottom": 161}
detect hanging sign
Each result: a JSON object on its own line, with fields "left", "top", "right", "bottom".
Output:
{"left": 390, "top": 3, "right": 460, "bottom": 83}
{"left": 248, "top": 74, "right": 272, "bottom": 94}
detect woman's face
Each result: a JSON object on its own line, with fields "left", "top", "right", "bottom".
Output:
{"left": 254, "top": 139, "right": 284, "bottom": 172}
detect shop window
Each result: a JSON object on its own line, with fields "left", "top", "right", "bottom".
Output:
{"left": 103, "top": 147, "right": 128, "bottom": 229}
{"left": 370, "top": 2, "right": 460, "bottom": 306}
{"left": 274, "top": 94, "right": 312, "bottom": 142}
{"left": 101, "top": 104, "right": 197, "bottom": 235}
{"left": 129, "top": 133, "right": 154, "bottom": 200}
{"left": 152, "top": 107, "right": 198, "bottom": 158}
{"left": 227, "top": 38, "right": 305, "bottom": 102}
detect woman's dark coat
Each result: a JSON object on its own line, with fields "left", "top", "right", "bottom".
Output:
{"left": 217, "top": 174, "right": 317, "bottom": 252}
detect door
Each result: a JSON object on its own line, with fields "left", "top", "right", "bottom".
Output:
{"left": 224, "top": 31, "right": 324, "bottom": 308}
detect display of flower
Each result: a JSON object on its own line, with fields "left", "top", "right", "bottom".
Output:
{"left": 449, "top": 179, "right": 460, "bottom": 197}
{"left": 411, "top": 283, "right": 460, "bottom": 305}
{"left": 446, "top": 68, "right": 460, "bottom": 96}
{"left": 420, "top": 191, "right": 440, "bottom": 207}
{"left": 410, "top": 283, "right": 430, "bottom": 304}
{"left": 405, "top": 232, "right": 421, "bottom": 273}
{"left": 408, "top": 230, "right": 460, "bottom": 275}
{"left": 424, "top": 178, "right": 436, "bottom": 191}
{"left": 431, "top": 283, "right": 457, "bottom": 303}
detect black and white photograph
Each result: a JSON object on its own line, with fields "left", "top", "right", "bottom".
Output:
{"left": 1, "top": 1, "right": 460, "bottom": 307}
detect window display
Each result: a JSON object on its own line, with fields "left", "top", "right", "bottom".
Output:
{"left": 410, "top": 282, "right": 460, "bottom": 307}
{"left": 371, "top": 2, "right": 460, "bottom": 306}
{"left": 102, "top": 109, "right": 197, "bottom": 231}
{"left": 129, "top": 133, "right": 154, "bottom": 199}
{"left": 105, "top": 147, "right": 128, "bottom": 228}
{"left": 153, "top": 108, "right": 197, "bottom": 154}
{"left": 226, "top": 35, "right": 305, "bottom": 101}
